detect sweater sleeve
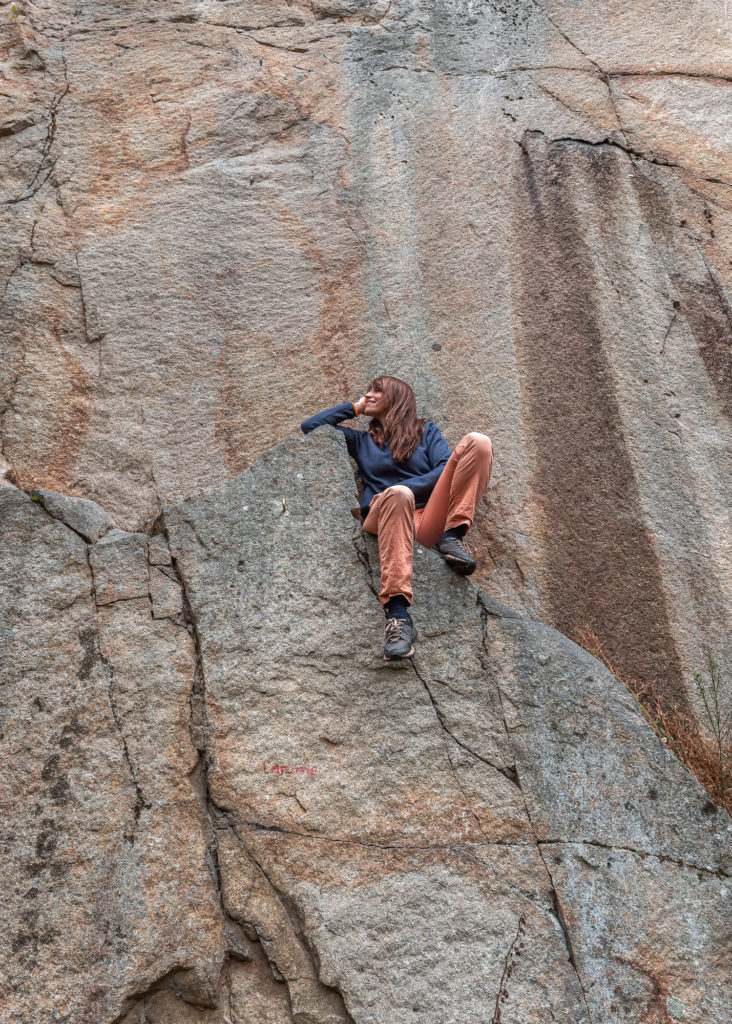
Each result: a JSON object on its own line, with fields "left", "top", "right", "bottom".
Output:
{"left": 300, "top": 402, "right": 362, "bottom": 459}
{"left": 425, "top": 422, "right": 452, "bottom": 470}
{"left": 401, "top": 423, "right": 452, "bottom": 502}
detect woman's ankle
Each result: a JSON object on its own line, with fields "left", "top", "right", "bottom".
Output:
{"left": 385, "top": 594, "right": 410, "bottom": 618}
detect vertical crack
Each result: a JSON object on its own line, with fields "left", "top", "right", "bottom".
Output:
{"left": 144, "top": 551, "right": 156, "bottom": 622}
{"left": 159, "top": 525, "right": 355, "bottom": 1021}
{"left": 351, "top": 524, "right": 380, "bottom": 601}
{"left": 162, "top": 540, "right": 230, "bottom": 901}
{"left": 160, "top": 528, "right": 269, "bottom": 1012}
{"left": 83, "top": 544, "right": 150, "bottom": 842}
{"left": 660, "top": 309, "right": 678, "bottom": 356}
{"left": 491, "top": 913, "right": 527, "bottom": 1024}
{"left": 410, "top": 657, "right": 492, "bottom": 843}
{"left": 28, "top": 494, "right": 151, "bottom": 839}
{"left": 410, "top": 654, "right": 520, "bottom": 787}
{"left": 227, "top": 824, "right": 356, "bottom": 1024}
{"left": 7, "top": 84, "right": 69, "bottom": 204}
{"left": 532, "top": 838, "right": 593, "bottom": 1024}
{"left": 477, "top": 594, "right": 594, "bottom": 1024}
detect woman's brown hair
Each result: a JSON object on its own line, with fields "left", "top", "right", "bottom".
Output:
{"left": 367, "top": 375, "right": 427, "bottom": 463}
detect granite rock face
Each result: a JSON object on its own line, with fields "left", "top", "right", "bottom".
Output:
{"left": 0, "top": 488, "right": 226, "bottom": 1024}
{"left": 1, "top": 427, "right": 729, "bottom": 1023}
{"left": 1, "top": 0, "right": 730, "bottom": 712}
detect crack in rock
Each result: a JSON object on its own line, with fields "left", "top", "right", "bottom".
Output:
{"left": 84, "top": 544, "right": 150, "bottom": 843}
{"left": 522, "top": 128, "right": 732, "bottom": 188}
{"left": 537, "top": 838, "right": 732, "bottom": 879}
{"left": 244, "top": 819, "right": 529, "bottom": 851}
{"left": 477, "top": 594, "right": 594, "bottom": 1024}
{"left": 406, "top": 670, "right": 494, "bottom": 844}
{"left": 163, "top": 541, "right": 234, "bottom": 904}
{"left": 6, "top": 84, "right": 69, "bottom": 205}
{"left": 351, "top": 525, "right": 380, "bottom": 602}
{"left": 160, "top": 528, "right": 333, "bottom": 1017}
{"left": 225, "top": 825, "right": 357, "bottom": 1024}
{"left": 492, "top": 912, "right": 528, "bottom": 1024}
{"left": 412, "top": 632, "right": 520, "bottom": 787}
{"left": 23, "top": 490, "right": 149, "bottom": 840}
{"left": 158, "top": 509, "right": 356, "bottom": 1022}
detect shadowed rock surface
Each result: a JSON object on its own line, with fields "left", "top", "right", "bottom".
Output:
{"left": 1, "top": 0, "right": 730, "bottom": 714}
{"left": 1, "top": 427, "right": 729, "bottom": 1023}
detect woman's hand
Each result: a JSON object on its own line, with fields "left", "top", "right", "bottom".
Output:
{"left": 354, "top": 396, "right": 368, "bottom": 415}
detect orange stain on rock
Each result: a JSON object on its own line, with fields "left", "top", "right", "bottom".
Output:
{"left": 268, "top": 199, "right": 367, "bottom": 400}
{"left": 11, "top": 323, "right": 95, "bottom": 499}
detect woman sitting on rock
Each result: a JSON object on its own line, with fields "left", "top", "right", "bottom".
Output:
{"left": 300, "top": 375, "right": 494, "bottom": 661}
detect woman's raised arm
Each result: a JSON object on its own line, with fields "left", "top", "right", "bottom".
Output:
{"left": 300, "top": 401, "right": 364, "bottom": 459}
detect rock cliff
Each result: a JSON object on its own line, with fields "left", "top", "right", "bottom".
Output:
{"left": 1, "top": 427, "right": 729, "bottom": 1023}
{"left": 1, "top": 0, "right": 731, "bottom": 712}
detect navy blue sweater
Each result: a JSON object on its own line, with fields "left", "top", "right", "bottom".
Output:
{"left": 300, "top": 402, "right": 452, "bottom": 519}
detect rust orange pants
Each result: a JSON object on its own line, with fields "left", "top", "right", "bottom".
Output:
{"left": 362, "top": 432, "right": 493, "bottom": 606}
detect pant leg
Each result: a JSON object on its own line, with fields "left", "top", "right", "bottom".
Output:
{"left": 415, "top": 433, "right": 493, "bottom": 550}
{"left": 362, "top": 485, "right": 416, "bottom": 607}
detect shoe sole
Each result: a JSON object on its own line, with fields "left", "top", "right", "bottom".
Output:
{"left": 442, "top": 555, "right": 477, "bottom": 576}
{"left": 384, "top": 645, "right": 415, "bottom": 661}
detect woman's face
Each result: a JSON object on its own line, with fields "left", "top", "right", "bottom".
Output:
{"left": 364, "top": 385, "right": 388, "bottom": 418}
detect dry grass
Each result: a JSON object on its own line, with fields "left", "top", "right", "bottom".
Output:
{"left": 571, "top": 625, "right": 732, "bottom": 816}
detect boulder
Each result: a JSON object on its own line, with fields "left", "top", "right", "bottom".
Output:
{"left": 1, "top": 404, "right": 729, "bottom": 1023}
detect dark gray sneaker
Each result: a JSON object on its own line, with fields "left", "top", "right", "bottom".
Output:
{"left": 432, "top": 535, "right": 477, "bottom": 575}
{"left": 383, "top": 615, "right": 418, "bottom": 660}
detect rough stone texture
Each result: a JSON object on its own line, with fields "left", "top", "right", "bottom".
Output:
{"left": 29, "top": 487, "right": 118, "bottom": 542}
{"left": 0, "top": 487, "right": 226, "bottom": 1024}
{"left": 1, "top": 0, "right": 730, "bottom": 715}
{"left": 1, "top": 427, "right": 730, "bottom": 1021}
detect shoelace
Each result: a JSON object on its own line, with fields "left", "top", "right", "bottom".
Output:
{"left": 440, "top": 536, "right": 476, "bottom": 558}
{"left": 384, "top": 617, "right": 410, "bottom": 642}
